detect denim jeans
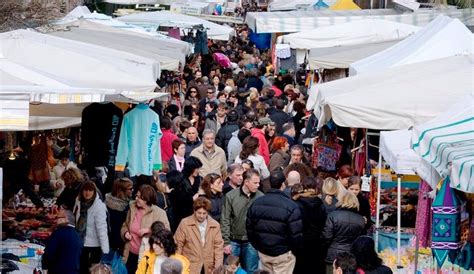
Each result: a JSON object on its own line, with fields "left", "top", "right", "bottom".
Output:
{"left": 231, "top": 241, "right": 259, "bottom": 273}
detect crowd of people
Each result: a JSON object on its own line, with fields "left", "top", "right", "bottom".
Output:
{"left": 1, "top": 21, "right": 394, "bottom": 274}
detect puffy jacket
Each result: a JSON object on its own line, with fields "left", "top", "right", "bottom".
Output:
{"left": 246, "top": 190, "right": 303, "bottom": 257}
{"left": 221, "top": 187, "right": 263, "bottom": 245}
{"left": 73, "top": 195, "right": 109, "bottom": 254}
{"left": 321, "top": 208, "right": 365, "bottom": 263}
{"left": 226, "top": 130, "right": 242, "bottom": 165}
{"left": 216, "top": 121, "right": 240, "bottom": 154}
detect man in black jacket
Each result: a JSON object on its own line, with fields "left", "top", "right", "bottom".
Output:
{"left": 216, "top": 109, "right": 240, "bottom": 155}
{"left": 246, "top": 170, "right": 303, "bottom": 273}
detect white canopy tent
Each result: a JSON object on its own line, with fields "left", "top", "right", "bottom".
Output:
{"left": 53, "top": 6, "right": 192, "bottom": 71}
{"left": 117, "top": 10, "right": 235, "bottom": 40}
{"left": 412, "top": 95, "right": 474, "bottom": 193}
{"left": 306, "top": 54, "right": 474, "bottom": 130}
{"left": 278, "top": 19, "right": 419, "bottom": 50}
{"left": 350, "top": 15, "right": 474, "bottom": 75}
{"left": 245, "top": 8, "right": 473, "bottom": 33}
{"left": 0, "top": 29, "right": 165, "bottom": 131}
{"left": 308, "top": 39, "right": 400, "bottom": 69}
{"left": 379, "top": 129, "right": 420, "bottom": 176}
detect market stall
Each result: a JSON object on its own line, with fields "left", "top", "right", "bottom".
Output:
{"left": 350, "top": 15, "right": 473, "bottom": 76}
{"left": 50, "top": 6, "right": 193, "bottom": 71}
{"left": 117, "top": 10, "right": 235, "bottom": 41}
{"left": 0, "top": 29, "right": 167, "bottom": 131}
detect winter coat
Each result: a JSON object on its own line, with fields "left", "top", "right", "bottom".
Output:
{"left": 121, "top": 201, "right": 170, "bottom": 263}
{"left": 216, "top": 121, "right": 240, "bottom": 154}
{"left": 105, "top": 193, "right": 129, "bottom": 251}
{"left": 250, "top": 128, "right": 270, "bottom": 165}
{"left": 160, "top": 129, "right": 179, "bottom": 163}
{"left": 185, "top": 139, "right": 201, "bottom": 159}
{"left": 321, "top": 208, "right": 365, "bottom": 263}
{"left": 57, "top": 182, "right": 83, "bottom": 210}
{"left": 358, "top": 194, "right": 372, "bottom": 234}
{"left": 42, "top": 224, "right": 82, "bottom": 274}
{"left": 73, "top": 195, "right": 109, "bottom": 254}
{"left": 235, "top": 154, "right": 270, "bottom": 179}
{"left": 136, "top": 251, "right": 190, "bottom": 274}
{"left": 292, "top": 191, "right": 327, "bottom": 274}
{"left": 174, "top": 215, "right": 224, "bottom": 274}
{"left": 246, "top": 189, "right": 303, "bottom": 257}
{"left": 269, "top": 110, "right": 292, "bottom": 135}
{"left": 221, "top": 187, "right": 263, "bottom": 245}
{"left": 199, "top": 193, "right": 224, "bottom": 223}
{"left": 227, "top": 130, "right": 242, "bottom": 165}
{"left": 169, "top": 184, "right": 195, "bottom": 233}
{"left": 190, "top": 144, "right": 227, "bottom": 178}
{"left": 269, "top": 150, "right": 290, "bottom": 173}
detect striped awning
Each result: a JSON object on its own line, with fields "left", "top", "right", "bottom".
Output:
{"left": 411, "top": 95, "right": 474, "bottom": 193}
{"left": 245, "top": 8, "right": 473, "bottom": 33}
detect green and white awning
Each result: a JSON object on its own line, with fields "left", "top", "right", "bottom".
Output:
{"left": 412, "top": 95, "right": 474, "bottom": 193}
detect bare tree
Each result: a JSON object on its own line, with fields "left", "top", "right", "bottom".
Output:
{"left": 0, "top": 0, "right": 83, "bottom": 33}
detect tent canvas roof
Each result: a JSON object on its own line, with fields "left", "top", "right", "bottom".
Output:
{"left": 117, "top": 10, "right": 235, "bottom": 41}
{"left": 307, "top": 55, "right": 474, "bottom": 130}
{"left": 279, "top": 19, "right": 419, "bottom": 49}
{"left": 412, "top": 95, "right": 474, "bottom": 193}
{"left": 350, "top": 15, "right": 473, "bottom": 75}
{"left": 308, "top": 39, "right": 401, "bottom": 69}
{"left": 245, "top": 8, "right": 473, "bottom": 33}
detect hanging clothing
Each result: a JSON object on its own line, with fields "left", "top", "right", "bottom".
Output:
{"left": 275, "top": 44, "right": 291, "bottom": 59}
{"left": 194, "top": 30, "right": 209, "bottom": 55}
{"left": 415, "top": 180, "right": 432, "bottom": 248}
{"left": 312, "top": 134, "right": 342, "bottom": 172}
{"left": 115, "top": 104, "right": 163, "bottom": 177}
{"left": 29, "top": 134, "right": 50, "bottom": 183}
{"left": 168, "top": 27, "right": 181, "bottom": 40}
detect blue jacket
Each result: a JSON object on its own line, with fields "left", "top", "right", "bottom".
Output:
{"left": 42, "top": 225, "right": 83, "bottom": 274}
{"left": 115, "top": 104, "right": 163, "bottom": 176}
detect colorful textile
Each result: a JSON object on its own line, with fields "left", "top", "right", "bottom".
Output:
{"left": 431, "top": 177, "right": 461, "bottom": 267}
{"left": 415, "top": 180, "right": 432, "bottom": 248}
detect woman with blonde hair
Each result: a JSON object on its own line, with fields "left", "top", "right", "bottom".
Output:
{"left": 321, "top": 177, "right": 343, "bottom": 214}
{"left": 322, "top": 191, "right": 365, "bottom": 274}
{"left": 245, "top": 88, "right": 259, "bottom": 109}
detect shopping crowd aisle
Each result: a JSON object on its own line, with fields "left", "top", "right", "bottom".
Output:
{"left": 1, "top": 23, "right": 392, "bottom": 274}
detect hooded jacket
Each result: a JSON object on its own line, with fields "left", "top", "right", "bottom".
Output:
{"left": 216, "top": 121, "right": 240, "bottom": 154}
{"left": 251, "top": 128, "right": 270, "bottom": 165}
{"left": 227, "top": 130, "right": 242, "bottom": 165}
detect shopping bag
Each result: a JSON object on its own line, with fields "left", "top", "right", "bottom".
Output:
{"left": 111, "top": 251, "right": 127, "bottom": 274}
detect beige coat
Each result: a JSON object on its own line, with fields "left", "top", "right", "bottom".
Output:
{"left": 190, "top": 144, "right": 227, "bottom": 178}
{"left": 174, "top": 215, "right": 224, "bottom": 274}
{"left": 120, "top": 201, "right": 170, "bottom": 263}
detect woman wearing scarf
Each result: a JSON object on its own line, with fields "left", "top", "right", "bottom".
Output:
{"left": 168, "top": 139, "right": 186, "bottom": 172}
{"left": 73, "top": 181, "right": 109, "bottom": 274}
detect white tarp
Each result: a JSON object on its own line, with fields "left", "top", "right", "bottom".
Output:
{"left": 245, "top": 8, "right": 473, "bottom": 33}
{"left": 117, "top": 10, "right": 235, "bottom": 40}
{"left": 350, "top": 15, "right": 474, "bottom": 75}
{"left": 306, "top": 55, "right": 474, "bottom": 130}
{"left": 278, "top": 19, "right": 420, "bottom": 50}
{"left": 0, "top": 29, "right": 165, "bottom": 131}
{"left": 308, "top": 39, "right": 400, "bottom": 69}
{"left": 411, "top": 95, "right": 474, "bottom": 193}
{"left": 379, "top": 129, "right": 419, "bottom": 175}
{"left": 54, "top": 6, "right": 192, "bottom": 70}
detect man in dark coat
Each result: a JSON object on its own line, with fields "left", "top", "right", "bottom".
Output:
{"left": 269, "top": 99, "right": 292, "bottom": 135}
{"left": 246, "top": 171, "right": 303, "bottom": 273}
{"left": 184, "top": 127, "right": 201, "bottom": 159}
{"left": 216, "top": 109, "right": 240, "bottom": 155}
{"left": 42, "top": 208, "right": 83, "bottom": 274}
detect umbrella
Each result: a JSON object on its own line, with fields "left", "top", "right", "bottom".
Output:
{"left": 213, "top": 53, "right": 231, "bottom": 68}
